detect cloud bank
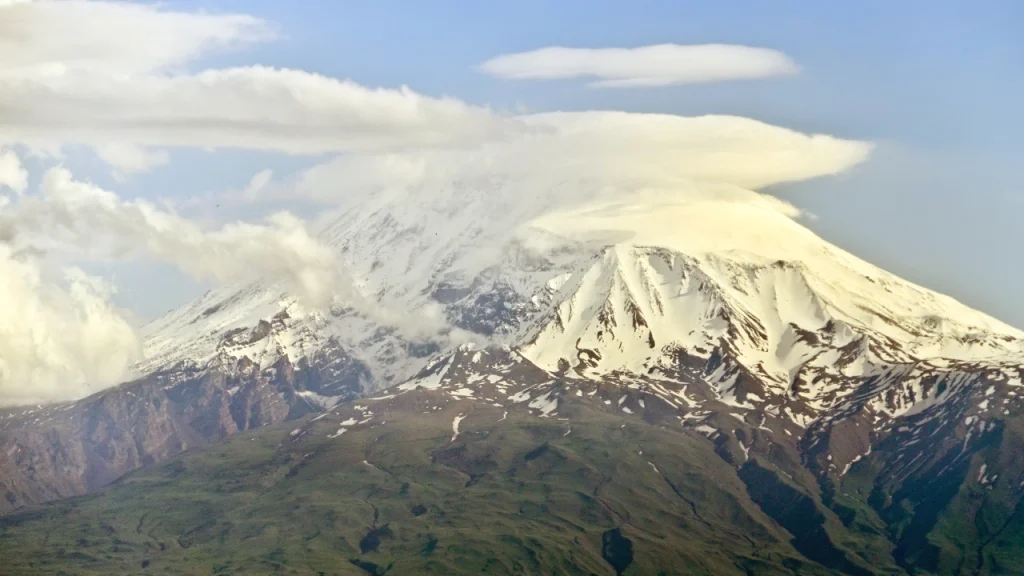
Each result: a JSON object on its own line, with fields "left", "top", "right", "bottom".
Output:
{"left": 0, "top": 159, "right": 348, "bottom": 406}
{"left": 0, "top": 0, "right": 512, "bottom": 167}
{"left": 0, "top": 246, "right": 141, "bottom": 406}
{"left": 10, "top": 167, "right": 346, "bottom": 308}
{"left": 0, "top": 66, "right": 513, "bottom": 156}
{"left": 478, "top": 44, "right": 799, "bottom": 87}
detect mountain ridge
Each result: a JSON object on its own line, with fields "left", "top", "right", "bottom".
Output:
{"left": 138, "top": 193, "right": 1024, "bottom": 397}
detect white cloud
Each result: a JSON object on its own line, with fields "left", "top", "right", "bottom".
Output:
{"left": 0, "top": 246, "right": 141, "bottom": 406}
{"left": 291, "top": 111, "right": 871, "bottom": 206}
{"left": 478, "top": 43, "right": 799, "bottom": 87}
{"left": 286, "top": 111, "right": 871, "bottom": 285}
{"left": 95, "top": 143, "right": 170, "bottom": 178}
{"left": 0, "top": 156, "right": 351, "bottom": 405}
{"left": 0, "top": 148, "right": 28, "bottom": 195}
{"left": 11, "top": 167, "right": 347, "bottom": 308}
{"left": 0, "top": 66, "right": 515, "bottom": 155}
{"left": 0, "top": 1, "right": 513, "bottom": 157}
{"left": 241, "top": 169, "right": 275, "bottom": 200}
{"left": 0, "top": 0, "right": 273, "bottom": 75}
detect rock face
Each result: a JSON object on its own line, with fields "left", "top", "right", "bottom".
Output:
{"left": 0, "top": 343, "right": 369, "bottom": 514}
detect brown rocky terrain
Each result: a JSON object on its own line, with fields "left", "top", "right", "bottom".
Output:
{"left": 0, "top": 341, "right": 369, "bottom": 515}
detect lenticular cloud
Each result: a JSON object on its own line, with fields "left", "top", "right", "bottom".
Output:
{"left": 479, "top": 44, "right": 799, "bottom": 87}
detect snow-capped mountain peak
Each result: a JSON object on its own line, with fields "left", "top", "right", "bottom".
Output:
{"left": 9, "top": 183, "right": 1024, "bottom": 530}
{"left": 136, "top": 187, "right": 1023, "bottom": 426}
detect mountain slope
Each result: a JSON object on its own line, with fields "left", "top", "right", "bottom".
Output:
{"left": 0, "top": 342, "right": 370, "bottom": 514}
{"left": 0, "top": 354, "right": 893, "bottom": 575}
{"left": 3, "top": 344, "right": 1023, "bottom": 574}
{"left": 135, "top": 190, "right": 1024, "bottom": 417}
{"left": 2, "top": 189, "right": 1024, "bottom": 574}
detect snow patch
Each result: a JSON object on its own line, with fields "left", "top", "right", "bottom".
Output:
{"left": 451, "top": 414, "right": 466, "bottom": 442}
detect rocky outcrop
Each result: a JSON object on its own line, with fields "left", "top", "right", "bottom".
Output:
{"left": 0, "top": 343, "right": 370, "bottom": 515}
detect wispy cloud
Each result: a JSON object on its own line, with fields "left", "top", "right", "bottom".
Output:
{"left": 478, "top": 43, "right": 799, "bottom": 88}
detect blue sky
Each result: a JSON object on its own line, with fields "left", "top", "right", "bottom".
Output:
{"left": 84, "top": 0, "right": 1024, "bottom": 325}
{"left": 0, "top": 0, "right": 1021, "bottom": 404}
{"left": 2, "top": 0, "right": 1018, "bottom": 328}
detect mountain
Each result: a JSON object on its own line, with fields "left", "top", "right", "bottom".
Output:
{"left": 2, "top": 190, "right": 1024, "bottom": 574}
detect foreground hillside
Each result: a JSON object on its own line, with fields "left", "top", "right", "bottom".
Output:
{"left": 3, "top": 345, "right": 1023, "bottom": 575}
{"left": 0, "top": 397, "right": 882, "bottom": 575}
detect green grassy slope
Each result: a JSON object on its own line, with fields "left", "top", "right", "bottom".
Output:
{"left": 0, "top": 403, "right": 851, "bottom": 576}
{"left": 3, "top": 381, "right": 1020, "bottom": 576}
